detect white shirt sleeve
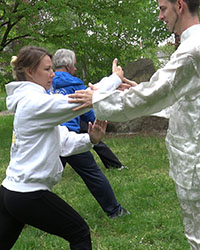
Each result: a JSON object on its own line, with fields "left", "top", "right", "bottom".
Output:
{"left": 59, "top": 125, "right": 93, "bottom": 157}
{"left": 151, "top": 106, "right": 173, "bottom": 119}
{"left": 90, "top": 73, "right": 122, "bottom": 91}
{"left": 92, "top": 46, "right": 199, "bottom": 122}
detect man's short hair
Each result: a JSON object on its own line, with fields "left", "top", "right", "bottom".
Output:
{"left": 52, "top": 49, "right": 76, "bottom": 69}
{"left": 168, "top": 0, "right": 200, "bottom": 14}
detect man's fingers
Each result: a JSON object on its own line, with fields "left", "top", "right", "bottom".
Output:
{"left": 117, "top": 83, "right": 131, "bottom": 91}
{"left": 123, "top": 77, "right": 137, "bottom": 86}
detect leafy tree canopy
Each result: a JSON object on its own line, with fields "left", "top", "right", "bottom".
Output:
{"left": 0, "top": 0, "right": 171, "bottom": 90}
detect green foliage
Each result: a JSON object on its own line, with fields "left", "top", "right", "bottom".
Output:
{"left": 142, "top": 42, "right": 176, "bottom": 70}
{"left": 0, "top": 115, "right": 13, "bottom": 180}
{"left": 0, "top": 0, "right": 172, "bottom": 89}
{"left": 0, "top": 74, "right": 8, "bottom": 92}
{"left": 0, "top": 116, "right": 189, "bottom": 249}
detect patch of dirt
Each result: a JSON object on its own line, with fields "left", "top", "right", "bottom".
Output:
{"left": 106, "top": 130, "right": 167, "bottom": 138}
{"left": 0, "top": 110, "right": 13, "bottom": 116}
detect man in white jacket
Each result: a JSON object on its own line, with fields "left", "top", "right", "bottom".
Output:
{"left": 68, "top": 0, "right": 200, "bottom": 248}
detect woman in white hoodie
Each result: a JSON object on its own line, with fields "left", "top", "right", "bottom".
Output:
{"left": 0, "top": 46, "right": 123, "bottom": 250}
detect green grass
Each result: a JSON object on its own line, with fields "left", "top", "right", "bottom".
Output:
{"left": 0, "top": 96, "right": 6, "bottom": 112}
{"left": 0, "top": 91, "right": 6, "bottom": 97}
{"left": 0, "top": 91, "right": 7, "bottom": 112}
{"left": 0, "top": 116, "right": 189, "bottom": 250}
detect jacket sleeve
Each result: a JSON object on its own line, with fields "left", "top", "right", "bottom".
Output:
{"left": 92, "top": 50, "right": 200, "bottom": 122}
{"left": 92, "top": 73, "right": 122, "bottom": 91}
{"left": 59, "top": 126, "right": 93, "bottom": 156}
{"left": 11, "top": 92, "right": 92, "bottom": 130}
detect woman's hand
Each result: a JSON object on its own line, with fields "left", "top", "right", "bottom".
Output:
{"left": 68, "top": 89, "right": 94, "bottom": 111}
{"left": 88, "top": 120, "right": 107, "bottom": 144}
{"left": 112, "top": 58, "right": 124, "bottom": 81}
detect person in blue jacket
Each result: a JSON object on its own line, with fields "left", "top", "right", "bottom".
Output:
{"left": 52, "top": 49, "right": 125, "bottom": 169}
{"left": 52, "top": 49, "right": 129, "bottom": 218}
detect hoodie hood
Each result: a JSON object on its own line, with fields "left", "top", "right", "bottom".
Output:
{"left": 5, "top": 81, "right": 45, "bottom": 113}
{"left": 6, "top": 81, "right": 24, "bottom": 96}
{"left": 53, "top": 71, "right": 84, "bottom": 90}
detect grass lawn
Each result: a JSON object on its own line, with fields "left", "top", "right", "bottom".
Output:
{"left": 0, "top": 95, "right": 6, "bottom": 112}
{"left": 0, "top": 115, "right": 189, "bottom": 250}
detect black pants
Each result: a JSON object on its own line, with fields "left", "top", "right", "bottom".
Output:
{"left": 80, "top": 120, "right": 123, "bottom": 169}
{"left": 60, "top": 151, "right": 121, "bottom": 216}
{"left": 93, "top": 141, "right": 123, "bottom": 168}
{"left": 0, "top": 186, "right": 92, "bottom": 250}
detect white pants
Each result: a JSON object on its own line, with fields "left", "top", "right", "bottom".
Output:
{"left": 176, "top": 171, "right": 200, "bottom": 250}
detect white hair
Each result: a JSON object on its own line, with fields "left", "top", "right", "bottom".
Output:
{"left": 52, "top": 49, "right": 76, "bottom": 69}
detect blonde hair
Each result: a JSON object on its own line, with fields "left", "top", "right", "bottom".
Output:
{"left": 10, "top": 56, "right": 18, "bottom": 79}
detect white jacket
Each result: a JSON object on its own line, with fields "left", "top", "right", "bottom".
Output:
{"left": 2, "top": 73, "right": 121, "bottom": 192}
{"left": 59, "top": 125, "right": 93, "bottom": 157}
{"left": 92, "top": 25, "right": 200, "bottom": 189}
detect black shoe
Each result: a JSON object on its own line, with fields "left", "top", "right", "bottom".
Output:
{"left": 110, "top": 207, "right": 130, "bottom": 219}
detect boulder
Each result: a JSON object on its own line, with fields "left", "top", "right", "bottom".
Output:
{"left": 123, "top": 58, "right": 156, "bottom": 83}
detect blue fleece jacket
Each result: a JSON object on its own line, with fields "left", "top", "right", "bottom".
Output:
{"left": 52, "top": 71, "right": 95, "bottom": 132}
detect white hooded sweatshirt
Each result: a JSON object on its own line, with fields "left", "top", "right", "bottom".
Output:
{"left": 2, "top": 73, "right": 121, "bottom": 192}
